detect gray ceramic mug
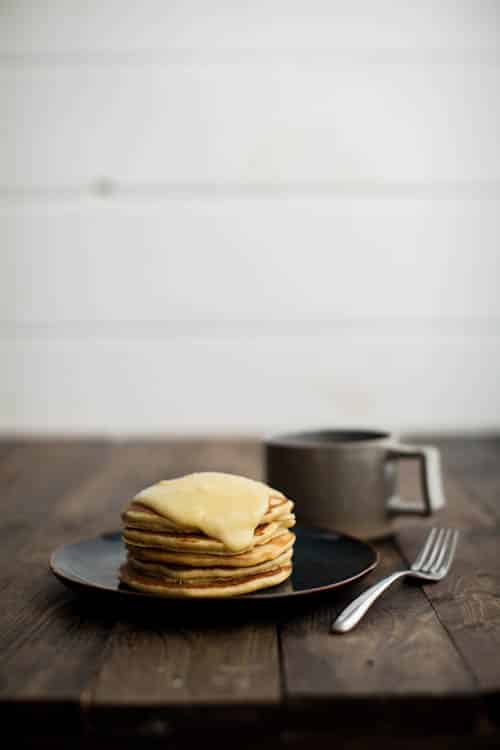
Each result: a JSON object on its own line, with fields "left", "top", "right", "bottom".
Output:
{"left": 265, "top": 429, "right": 445, "bottom": 540}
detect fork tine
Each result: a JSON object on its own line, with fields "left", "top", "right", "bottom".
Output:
{"left": 438, "top": 529, "right": 459, "bottom": 575}
{"left": 430, "top": 529, "right": 453, "bottom": 574}
{"left": 422, "top": 528, "right": 446, "bottom": 572}
{"left": 411, "top": 528, "right": 437, "bottom": 570}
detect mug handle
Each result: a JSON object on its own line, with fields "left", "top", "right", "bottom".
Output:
{"left": 385, "top": 443, "right": 446, "bottom": 515}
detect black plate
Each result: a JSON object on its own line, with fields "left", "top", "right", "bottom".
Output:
{"left": 50, "top": 526, "right": 377, "bottom": 602}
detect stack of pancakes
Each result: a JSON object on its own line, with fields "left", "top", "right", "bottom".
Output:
{"left": 119, "top": 475, "right": 295, "bottom": 598}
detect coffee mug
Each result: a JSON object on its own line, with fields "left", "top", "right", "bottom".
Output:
{"left": 265, "top": 429, "right": 445, "bottom": 540}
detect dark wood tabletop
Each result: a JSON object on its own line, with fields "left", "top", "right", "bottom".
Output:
{"left": 1, "top": 436, "right": 499, "bottom": 749}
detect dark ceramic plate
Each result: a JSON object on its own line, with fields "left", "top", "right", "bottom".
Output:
{"left": 50, "top": 526, "right": 377, "bottom": 602}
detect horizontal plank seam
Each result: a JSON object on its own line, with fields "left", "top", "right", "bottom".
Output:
{"left": 2, "top": 50, "right": 500, "bottom": 66}
{"left": 1, "top": 320, "right": 500, "bottom": 340}
{"left": 2, "top": 182, "right": 500, "bottom": 201}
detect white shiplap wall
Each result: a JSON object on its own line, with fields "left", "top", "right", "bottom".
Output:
{"left": 1, "top": 1, "right": 499, "bottom": 435}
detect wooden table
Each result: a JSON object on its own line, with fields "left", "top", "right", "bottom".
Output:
{"left": 1, "top": 437, "right": 499, "bottom": 749}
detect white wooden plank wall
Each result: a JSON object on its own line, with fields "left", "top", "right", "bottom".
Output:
{"left": 1, "top": 1, "right": 499, "bottom": 435}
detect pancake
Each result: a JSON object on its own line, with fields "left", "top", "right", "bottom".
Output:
{"left": 119, "top": 561, "right": 292, "bottom": 598}
{"left": 118, "top": 472, "right": 296, "bottom": 598}
{"left": 127, "top": 547, "right": 293, "bottom": 581}
{"left": 127, "top": 529, "right": 295, "bottom": 568}
{"left": 123, "top": 518, "right": 295, "bottom": 555}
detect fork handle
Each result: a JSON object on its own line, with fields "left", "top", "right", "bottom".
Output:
{"left": 331, "top": 571, "right": 407, "bottom": 633}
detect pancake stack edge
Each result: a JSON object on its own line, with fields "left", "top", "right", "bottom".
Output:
{"left": 119, "top": 492, "right": 296, "bottom": 598}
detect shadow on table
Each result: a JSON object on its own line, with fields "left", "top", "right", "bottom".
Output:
{"left": 54, "top": 579, "right": 348, "bottom": 630}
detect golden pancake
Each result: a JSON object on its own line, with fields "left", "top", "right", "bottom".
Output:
{"left": 127, "top": 530, "right": 295, "bottom": 568}
{"left": 127, "top": 547, "right": 293, "bottom": 581}
{"left": 123, "top": 517, "right": 295, "bottom": 555}
{"left": 119, "top": 472, "right": 296, "bottom": 598}
{"left": 119, "top": 561, "right": 292, "bottom": 598}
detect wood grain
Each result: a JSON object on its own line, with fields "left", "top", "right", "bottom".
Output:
{"left": 82, "top": 440, "right": 279, "bottom": 733}
{"left": 395, "top": 438, "right": 500, "bottom": 725}
{"left": 0, "top": 437, "right": 499, "bottom": 746}
{"left": 88, "top": 616, "right": 280, "bottom": 735}
{"left": 438, "top": 437, "right": 500, "bottom": 523}
{"left": 280, "top": 438, "right": 499, "bottom": 732}
{"left": 0, "top": 440, "right": 110, "bottom": 606}
{"left": 0, "top": 439, "right": 19, "bottom": 463}
{"left": 0, "top": 441, "right": 112, "bottom": 735}
{"left": 397, "top": 524, "right": 500, "bottom": 725}
{"left": 279, "top": 539, "right": 477, "bottom": 732}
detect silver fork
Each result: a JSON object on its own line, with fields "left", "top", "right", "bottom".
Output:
{"left": 331, "top": 527, "right": 459, "bottom": 634}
